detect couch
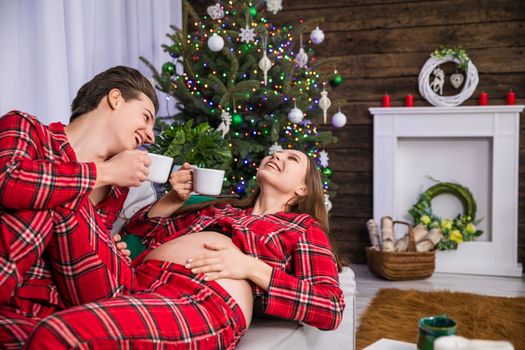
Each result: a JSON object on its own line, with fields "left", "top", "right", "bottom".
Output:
{"left": 113, "top": 182, "right": 356, "bottom": 349}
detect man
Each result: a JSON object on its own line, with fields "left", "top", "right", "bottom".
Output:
{"left": 0, "top": 66, "right": 162, "bottom": 347}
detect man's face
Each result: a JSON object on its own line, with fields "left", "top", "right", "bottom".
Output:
{"left": 111, "top": 92, "right": 156, "bottom": 152}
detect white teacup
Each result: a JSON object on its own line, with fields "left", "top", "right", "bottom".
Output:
{"left": 193, "top": 167, "right": 225, "bottom": 195}
{"left": 147, "top": 153, "right": 173, "bottom": 183}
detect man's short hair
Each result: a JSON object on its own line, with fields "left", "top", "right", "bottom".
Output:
{"left": 70, "top": 66, "right": 159, "bottom": 122}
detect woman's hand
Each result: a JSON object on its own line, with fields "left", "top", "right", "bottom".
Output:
{"left": 167, "top": 162, "right": 194, "bottom": 203}
{"left": 186, "top": 242, "right": 254, "bottom": 281}
{"left": 112, "top": 234, "right": 131, "bottom": 260}
{"left": 147, "top": 163, "right": 194, "bottom": 218}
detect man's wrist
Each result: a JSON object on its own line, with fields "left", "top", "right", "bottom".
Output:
{"left": 94, "top": 161, "right": 111, "bottom": 188}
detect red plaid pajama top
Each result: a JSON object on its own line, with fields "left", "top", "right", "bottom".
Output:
{"left": 125, "top": 203, "right": 345, "bottom": 331}
{"left": 0, "top": 111, "right": 132, "bottom": 316}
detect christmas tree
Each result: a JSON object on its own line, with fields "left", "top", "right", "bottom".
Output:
{"left": 142, "top": 0, "right": 347, "bottom": 198}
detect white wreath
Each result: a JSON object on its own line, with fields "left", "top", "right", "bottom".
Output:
{"left": 418, "top": 55, "right": 478, "bottom": 107}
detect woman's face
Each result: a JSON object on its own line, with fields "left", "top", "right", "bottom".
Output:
{"left": 256, "top": 150, "right": 309, "bottom": 196}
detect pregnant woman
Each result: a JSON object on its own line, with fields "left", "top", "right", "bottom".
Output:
{"left": 25, "top": 150, "right": 344, "bottom": 349}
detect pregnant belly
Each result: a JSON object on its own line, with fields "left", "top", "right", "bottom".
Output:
{"left": 143, "top": 231, "right": 253, "bottom": 326}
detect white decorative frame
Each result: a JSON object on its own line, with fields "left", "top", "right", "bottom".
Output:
{"left": 369, "top": 105, "right": 524, "bottom": 277}
{"left": 418, "top": 55, "right": 479, "bottom": 107}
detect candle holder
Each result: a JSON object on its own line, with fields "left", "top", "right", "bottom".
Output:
{"left": 507, "top": 90, "right": 516, "bottom": 105}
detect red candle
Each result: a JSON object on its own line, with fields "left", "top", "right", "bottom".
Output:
{"left": 479, "top": 91, "right": 488, "bottom": 106}
{"left": 507, "top": 90, "right": 516, "bottom": 105}
{"left": 382, "top": 93, "right": 391, "bottom": 107}
{"left": 405, "top": 94, "right": 414, "bottom": 107}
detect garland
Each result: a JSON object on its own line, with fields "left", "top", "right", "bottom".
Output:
{"left": 408, "top": 181, "right": 483, "bottom": 250}
{"left": 431, "top": 46, "right": 470, "bottom": 71}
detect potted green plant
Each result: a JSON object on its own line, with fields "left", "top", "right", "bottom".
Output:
{"left": 150, "top": 119, "right": 232, "bottom": 192}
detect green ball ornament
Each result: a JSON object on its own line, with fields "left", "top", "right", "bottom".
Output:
{"left": 169, "top": 44, "right": 182, "bottom": 57}
{"left": 249, "top": 6, "right": 257, "bottom": 17}
{"left": 232, "top": 113, "right": 243, "bottom": 128}
{"left": 323, "top": 167, "right": 333, "bottom": 178}
{"left": 329, "top": 74, "right": 343, "bottom": 87}
{"left": 240, "top": 43, "right": 251, "bottom": 54}
{"left": 162, "top": 62, "right": 176, "bottom": 76}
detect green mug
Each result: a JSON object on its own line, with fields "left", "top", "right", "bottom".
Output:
{"left": 417, "top": 315, "right": 457, "bottom": 350}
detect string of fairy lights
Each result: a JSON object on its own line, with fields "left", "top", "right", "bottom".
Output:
{"left": 159, "top": 0, "right": 342, "bottom": 195}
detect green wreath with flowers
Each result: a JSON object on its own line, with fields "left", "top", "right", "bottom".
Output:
{"left": 408, "top": 181, "right": 483, "bottom": 250}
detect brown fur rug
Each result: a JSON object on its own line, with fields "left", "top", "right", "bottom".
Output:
{"left": 356, "top": 288, "right": 525, "bottom": 349}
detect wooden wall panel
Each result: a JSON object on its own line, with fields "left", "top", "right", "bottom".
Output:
{"left": 192, "top": 0, "right": 525, "bottom": 267}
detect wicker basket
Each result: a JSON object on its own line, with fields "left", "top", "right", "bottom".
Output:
{"left": 366, "top": 221, "right": 435, "bottom": 280}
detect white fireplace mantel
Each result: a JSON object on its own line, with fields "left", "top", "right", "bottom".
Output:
{"left": 369, "top": 105, "right": 524, "bottom": 277}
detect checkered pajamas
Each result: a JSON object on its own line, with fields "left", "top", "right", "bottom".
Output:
{"left": 0, "top": 111, "right": 133, "bottom": 348}
{"left": 125, "top": 204, "right": 345, "bottom": 331}
{"left": 24, "top": 260, "right": 246, "bottom": 349}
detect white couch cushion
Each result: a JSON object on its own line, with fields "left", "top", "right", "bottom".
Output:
{"left": 237, "top": 267, "right": 356, "bottom": 350}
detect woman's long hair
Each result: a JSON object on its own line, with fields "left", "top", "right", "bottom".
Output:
{"left": 174, "top": 152, "right": 343, "bottom": 269}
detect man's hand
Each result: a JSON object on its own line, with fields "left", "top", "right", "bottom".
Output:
{"left": 95, "top": 150, "right": 151, "bottom": 188}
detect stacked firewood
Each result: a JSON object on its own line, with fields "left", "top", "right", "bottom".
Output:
{"left": 367, "top": 217, "right": 442, "bottom": 252}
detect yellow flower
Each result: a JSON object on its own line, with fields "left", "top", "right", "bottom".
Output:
{"left": 465, "top": 223, "right": 476, "bottom": 234}
{"left": 421, "top": 215, "right": 431, "bottom": 225}
{"left": 441, "top": 219, "right": 453, "bottom": 231}
{"left": 449, "top": 230, "right": 463, "bottom": 243}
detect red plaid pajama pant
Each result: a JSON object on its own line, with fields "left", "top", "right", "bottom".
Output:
{"left": 24, "top": 260, "right": 247, "bottom": 349}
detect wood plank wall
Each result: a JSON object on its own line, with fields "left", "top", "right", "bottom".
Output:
{"left": 192, "top": 0, "right": 525, "bottom": 266}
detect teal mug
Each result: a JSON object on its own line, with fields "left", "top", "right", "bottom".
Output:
{"left": 417, "top": 315, "right": 457, "bottom": 350}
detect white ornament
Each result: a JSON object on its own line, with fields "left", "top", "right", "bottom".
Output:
{"left": 207, "top": 34, "right": 224, "bottom": 52}
{"left": 324, "top": 194, "right": 332, "bottom": 212}
{"left": 266, "top": 0, "right": 283, "bottom": 14}
{"left": 450, "top": 73, "right": 464, "bottom": 89}
{"left": 318, "top": 88, "right": 331, "bottom": 123}
{"left": 259, "top": 54, "right": 272, "bottom": 85}
{"left": 319, "top": 150, "right": 329, "bottom": 167}
{"left": 258, "top": 35, "right": 273, "bottom": 85}
{"left": 418, "top": 54, "right": 479, "bottom": 107}
{"left": 331, "top": 109, "right": 347, "bottom": 128}
{"left": 216, "top": 110, "right": 231, "bottom": 138}
{"left": 429, "top": 68, "right": 445, "bottom": 95}
{"left": 239, "top": 26, "right": 256, "bottom": 43}
{"left": 296, "top": 34, "right": 308, "bottom": 68}
{"left": 207, "top": 3, "right": 224, "bottom": 20}
{"left": 310, "top": 26, "right": 325, "bottom": 45}
{"left": 288, "top": 107, "right": 304, "bottom": 124}
{"left": 268, "top": 142, "right": 283, "bottom": 155}
{"left": 295, "top": 47, "right": 308, "bottom": 68}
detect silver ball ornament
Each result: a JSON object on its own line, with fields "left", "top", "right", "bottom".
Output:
{"left": 331, "top": 111, "right": 347, "bottom": 128}
{"left": 288, "top": 107, "right": 304, "bottom": 124}
{"left": 310, "top": 26, "right": 325, "bottom": 45}
{"left": 207, "top": 34, "right": 224, "bottom": 52}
